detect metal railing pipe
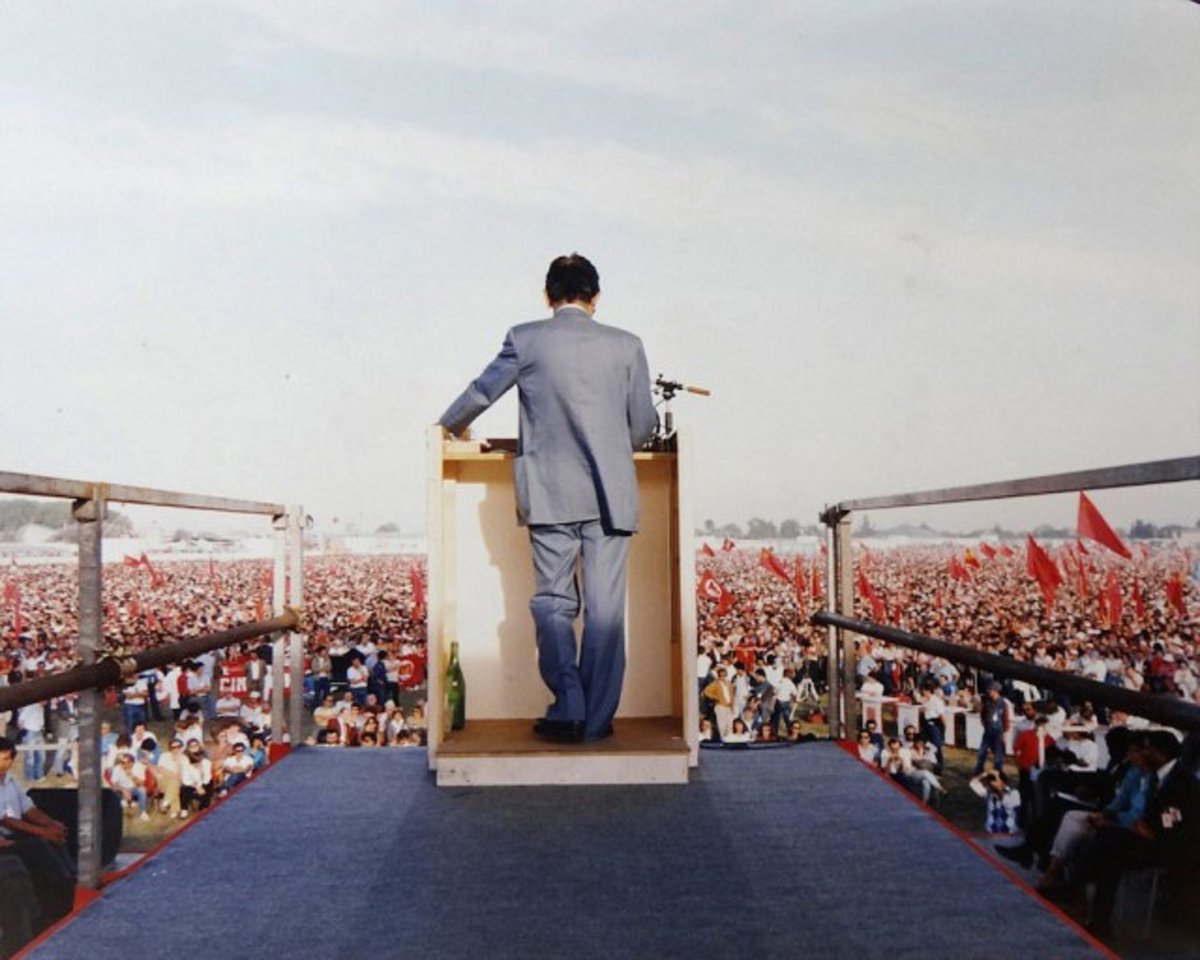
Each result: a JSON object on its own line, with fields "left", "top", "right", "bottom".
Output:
{"left": 0, "top": 471, "right": 285, "bottom": 516}
{"left": 835, "top": 455, "right": 1199, "bottom": 513}
{"left": 811, "top": 611, "right": 1200, "bottom": 734}
{"left": 0, "top": 611, "right": 299, "bottom": 715}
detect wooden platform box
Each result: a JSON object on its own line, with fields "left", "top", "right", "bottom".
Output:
{"left": 425, "top": 427, "right": 698, "bottom": 786}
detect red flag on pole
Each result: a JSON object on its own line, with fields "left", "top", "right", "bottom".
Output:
{"left": 697, "top": 570, "right": 735, "bottom": 617}
{"left": 410, "top": 567, "right": 426, "bottom": 615}
{"left": 963, "top": 548, "right": 981, "bottom": 570}
{"left": 1105, "top": 571, "right": 1123, "bottom": 624}
{"left": 979, "top": 543, "right": 996, "bottom": 561}
{"left": 701, "top": 542, "right": 716, "bottom": 558}
{"left": 1077, "top": 493, "right": 1132, "bottom": 560}
{"left": 795, "top": 560, "right": 807, "bottom": 606}
{"left": 947, "top": 556, "right": 971, "bottom": 584}
{"left": 260, "top": 568, "right": 273, "bottom": 589}
{"left": 810, "top": 558, "right": 823, "bottom": 600}
{"left": 1166, "top": 571, "right": 1186, "bottom": 616}
{"left": 1025, "top": 535, "right": 1062, "bottom": 607}
{"left": 1132, "top": 579, "right": 1145, "bottom": 620}
{"left": 759, "top": 548, "right": 791, "bottom": 582}
{"left": 721, "top": 538, "right": 736, "bottom": 552}
{"left": 856, "top": 569, "right": 887, "bottom": 621}
{"left": 999, "top": 544, "right": 1015, "bottom": 558}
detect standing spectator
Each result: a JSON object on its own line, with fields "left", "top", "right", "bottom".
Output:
{"left": 974, "top": 683, "right": 1009, "bottom": 774}
{"left": 346, "top": 656, "right": 369, "bottom": 706}
{"left": 48, "top": 695, "right": 77, "bottom": 778}
{"left": 119, "top": 676, "right": 149, "bottom": 733}
{"left": 919, "top": 679, "right": 947, "bottom": 773}
{"left": 15, "top": 701, "right": 46, "bottom": 784}
{"left": 310, "top": 645, "right": 332, "bottom": 708}
{"left": 970, "top": 770, "right": 1022, "bottom": 835}
{"left": 702, "top": 667, "right": 735, "bottom": 741}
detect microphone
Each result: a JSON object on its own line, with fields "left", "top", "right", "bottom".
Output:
{"left": 654, "top": 376, "right": 712, "bottom": 400}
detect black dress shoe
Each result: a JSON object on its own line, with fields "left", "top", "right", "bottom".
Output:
{"left": 533, "top": 719, "right": 585, "bottom": 743}
{"left": 994, "top": 843, "right": 1033, "bottom": 868}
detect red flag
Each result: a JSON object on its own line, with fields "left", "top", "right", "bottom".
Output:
{"left": 122, "top": 554, "right": 141, "bottom": 568}
{"left": 701, "top": 542, "right": 716, "bottom": 558}
{"left": 947, "top": 556, "right": 971, "bottom": 584}
{"left": 410, "top": 567, "right": 426, "bottom": 611}
{"left": 1097, "top": 583, "right": 1110, "bottom": 627}
{"left": 1077, "top": 561, "right": 1090, "bottom": 600}
{"left": 1166, "top": 571, "right": 1186, "bottom": 616}
{"left": 1025, "top": 535, "right": 1063, "bottom": 607}
{"left": 999, "top": 544, "right": 1015, "bottom": 558}
{"left": 795, "top": 560, "right": 807, "bottom": 606}
{"left": 1, "top": 581, "right": 17, "bottom": 604}
{"left": 1132, "top": 580, "right": 1145, "bottom": 620}
{"left": 1075, "top": 539, "right": 1089, "bottom": 556}
{"left": 255, "top": 595, "right": 266, "bottom": 621}
{"left": 1077, "top": 493, "right": 1131, "bottom": 560}
{"left": 698, "top": 569, "right": 735, "bottom": 616}
{"left": 760, "top": 548, "right": 790, "bottom": 582}
{"left": 260, "top": 568, "right": 273, "bottom": 589}
{"left": 979, "top": 543, "right": 996, "bottom": 561}
{"left": 856, "top": 569, "right": 887, "bottom": 621}
{"left": 963, "top": 548, "right": 981, "bottom": 570}
{"left": 721, "top": 538, "right": 736, "bottom": 552}
{"left": 1105, "top": 571, "right": 1123, "bottom": 624}
{"left": 810, "top": 558, "right": 823, "bottom": 600}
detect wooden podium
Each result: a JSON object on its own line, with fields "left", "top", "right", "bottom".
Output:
{"left": 425, "top": 427, "right": 698, "bottom": 786}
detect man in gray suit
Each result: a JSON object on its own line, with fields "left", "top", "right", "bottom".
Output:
{"left": 439, "top": 253, "right": 657, "bottom": 742}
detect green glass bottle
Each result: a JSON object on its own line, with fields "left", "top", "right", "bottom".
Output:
{"left": 445, "top": 640, "right": 466, "bottom": 731}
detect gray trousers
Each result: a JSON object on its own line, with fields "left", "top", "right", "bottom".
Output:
{"left": 528, "top": 520, "right": 631, "bottom": 739}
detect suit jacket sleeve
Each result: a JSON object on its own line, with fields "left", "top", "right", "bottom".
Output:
{"left": 627, "top": 340, "right": 657, "bottom": 449}
{"left": 438, "top": 331, "right": 520, "bottom": 437}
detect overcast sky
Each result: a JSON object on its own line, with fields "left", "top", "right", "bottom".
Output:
{"left": 2, "top": 1, "right": 1197, "bottom": 537}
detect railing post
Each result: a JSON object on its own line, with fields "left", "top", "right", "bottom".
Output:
{"left": 286, "top": 506, "right": 305, "bottom": 748}
{"left": 72, "top": 493, "right": 104, "bottom": 890}
{"left": 820, "top": 506, "right": 857, "bottom": 739}
{"left": 271, "top": 513, "right": 287, "bottom": 741}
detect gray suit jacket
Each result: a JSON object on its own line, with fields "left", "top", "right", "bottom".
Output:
{"left": 439, "top": 307, "right": 657, "bottom": 532}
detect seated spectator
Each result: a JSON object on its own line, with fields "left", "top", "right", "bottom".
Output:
{"left": 179, "top": 740, "right": 214, "bottom": 817}
{"left": 109, "top": 752, "right": 151, "bottom": 820}
{"left": 856, "top": 730, "right": 879, "bottom": 766}
{"left": 0, "top": 737, "right": 75, "bottom": 932}
{"left": 239, "top": 692, "right": 268, "bottom": 738}
{"left": 723, "top": 718, "right": 752, "bottom": 745}
{"left": 248, "top": 736, "right": 268, "bottom": 770}
{"left": 0, "top": 851, "right": 39, "bottom": 956}
{"left": 215, "top": 691, "right": 243, "bottom": 720}
{"left": 219, "top": 744, "right": 254, "bottom": 795}
{"left": 155, "top": 738, "right": 185, "bottom": 819}
{"left": 1069, "top": 731, "right": 1198, "bottom": 938}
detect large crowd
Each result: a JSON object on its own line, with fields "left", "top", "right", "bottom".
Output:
{"left": 1, "top": 540, "right": 1197, "bottom": 949}
{"left": 696, "top": 539, "right": 1198, "bottom": 747}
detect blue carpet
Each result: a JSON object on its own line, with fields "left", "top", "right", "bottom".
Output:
{"left": 28, "top": 744, "right": 1103, "bottom": 960}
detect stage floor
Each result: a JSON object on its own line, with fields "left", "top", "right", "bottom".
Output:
{"left": 26, "top": 743, "right": 1106, "bottom": 960}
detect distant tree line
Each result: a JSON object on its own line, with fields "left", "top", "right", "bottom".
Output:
{"left": 695, "top": 513, "right": 1200, "bottom": 541}
{"left": 0, "top": 498, "right": 133, "bottom": 540}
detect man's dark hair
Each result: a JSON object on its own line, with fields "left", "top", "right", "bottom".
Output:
{"left": 545, "top": 253, "right": 600, "bottom": 305}
{"left": 1147, "top": 730, "right": 1182, "bottom": 761}
{"left": 0, "top": 736, "right": 14, "bottom": 758}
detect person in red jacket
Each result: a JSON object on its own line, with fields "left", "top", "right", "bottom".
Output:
{"left": 1012, "top": 714, "right": 1054, "bottom": 828}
